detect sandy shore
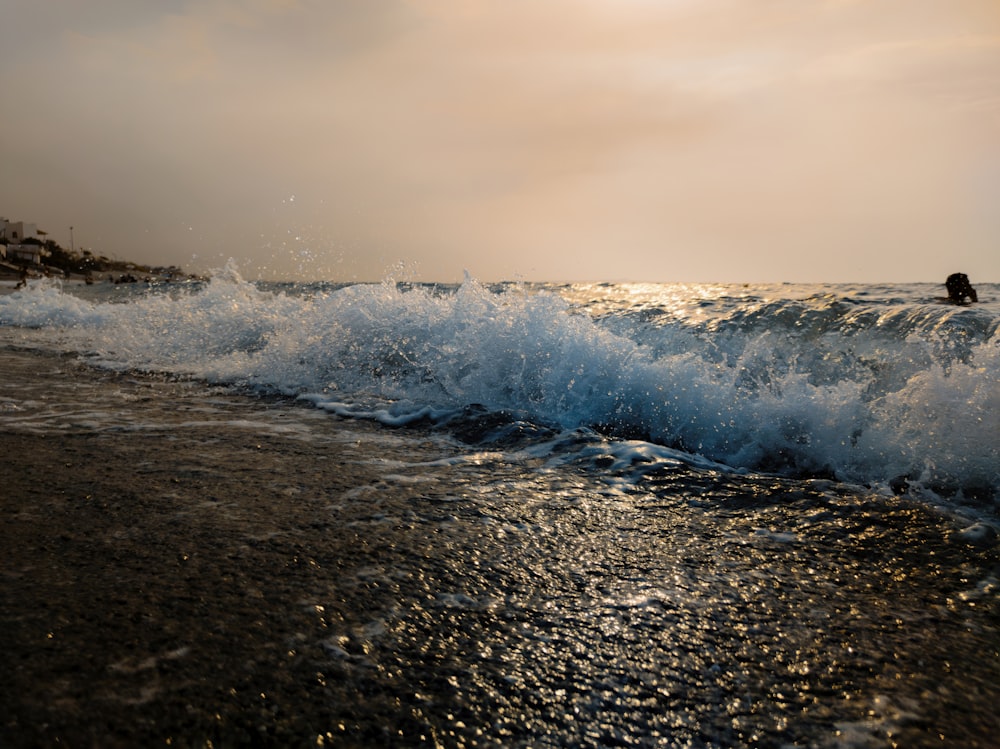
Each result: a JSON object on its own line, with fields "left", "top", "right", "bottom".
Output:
{"left": 2, "top": 344, "right": 999, "bottom": 748}
{"left": 0, "top": 346, "right": 459, "bottom": 747}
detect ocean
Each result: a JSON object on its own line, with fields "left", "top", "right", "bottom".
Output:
{"left": 1, "top": 269, "right": 998, "bottom": 747}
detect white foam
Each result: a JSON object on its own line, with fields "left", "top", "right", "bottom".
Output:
{"left": 2, "top": 268, "right": 996, "bottom": 498}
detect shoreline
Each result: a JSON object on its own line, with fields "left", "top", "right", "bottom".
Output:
{"left": 0, "top": 258, "right": 203, "bottom": 288}
{"left": 0, "top": 346, "right": 451, "bottom": 746}
{"left": 2, "top": 345, "right": 999, "bottom": 747}
{"left": 0, "top": 275, "right": 204, "bottom": 297}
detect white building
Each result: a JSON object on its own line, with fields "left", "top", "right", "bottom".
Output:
{"left": 2, "top": 220, "right": 37, "bottom": 243}
{"left": 6, "top": 244, "right": 45, "bottom": 265}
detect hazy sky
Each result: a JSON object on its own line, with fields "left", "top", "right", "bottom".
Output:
{"left": 2, "top": 1, "right": 998, "bottom": 282}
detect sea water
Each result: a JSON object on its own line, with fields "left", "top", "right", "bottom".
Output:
{"left": 2, "top": 266, "right": 996, "bottom": 507}
{"left": 1, "top": 267, "right": 998, "bottom": 746}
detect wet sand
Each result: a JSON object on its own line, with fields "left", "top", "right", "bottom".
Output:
{"left": 0, "top": 346, "right": 454, "bottom": 746}
{"left": 2, "top": 345, "right": 999, "bottom": 748}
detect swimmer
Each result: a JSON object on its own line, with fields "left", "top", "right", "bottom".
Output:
{"left": 945, "top": 273, "right": 977, "bottom": 304}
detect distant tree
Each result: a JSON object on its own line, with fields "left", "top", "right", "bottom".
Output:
{"left": 44, "top": 242, "right": 87, "bottom": 273}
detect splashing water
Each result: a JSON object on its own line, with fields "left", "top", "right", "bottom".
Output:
{"left": 1, "top": 265, "right": 997, "bottom": 504}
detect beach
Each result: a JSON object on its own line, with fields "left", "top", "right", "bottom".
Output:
{"left": 2, "top": 340, "right": 999, "bottom": 748}
{"left": 1, "top": 344, "right": 491, "bottom": 746}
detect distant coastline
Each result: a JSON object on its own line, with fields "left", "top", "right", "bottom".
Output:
{"left": 0, "top": 241, "right": 202, "bottom": 286}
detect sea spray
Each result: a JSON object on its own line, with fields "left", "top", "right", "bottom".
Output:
{"left": 1, "top": 268, "right": 997, "bottom": 501}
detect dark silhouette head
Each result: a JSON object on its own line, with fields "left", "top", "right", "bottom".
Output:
{"left": 945, "top": 273, "right": 977, "bottom": 304}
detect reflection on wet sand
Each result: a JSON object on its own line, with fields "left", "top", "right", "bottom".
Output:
{"left": 1, "top": 346, "right": 998, "bottom": 747}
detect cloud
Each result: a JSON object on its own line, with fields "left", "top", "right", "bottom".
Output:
{"left": 1, "top": 0, "right": 997, "bottom": 281}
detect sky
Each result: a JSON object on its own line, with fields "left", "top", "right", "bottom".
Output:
{"left": 1, "top": 0, "right": 998, "bottom": 283}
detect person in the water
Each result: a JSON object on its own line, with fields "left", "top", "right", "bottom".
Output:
{"left": 945, "top": 272, "right": 977, "bottom": 304}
